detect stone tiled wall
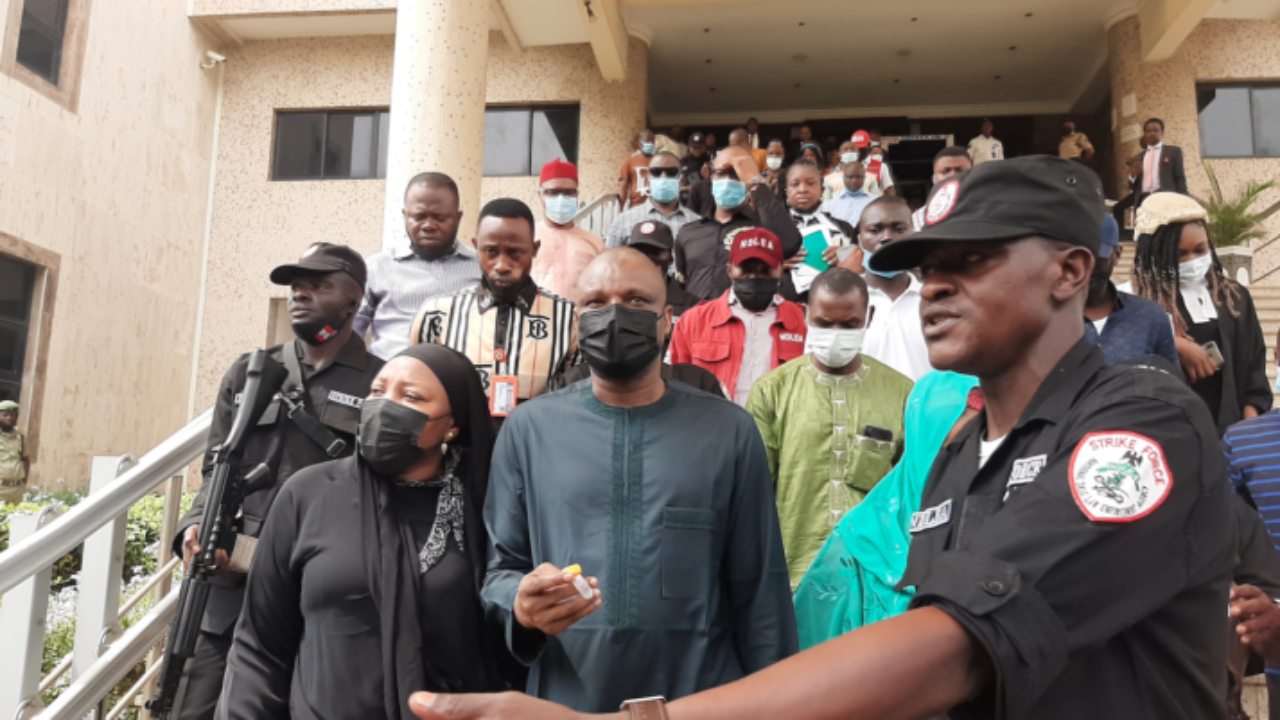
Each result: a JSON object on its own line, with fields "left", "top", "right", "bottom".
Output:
{"left": 193, "top": 33, "right": 647, "bottom": 411}
{"left": 0, "top": 0, "right": 219, "bottom": 488}
{"left": 1108, "top": 17, "right": 1280, "bottom": 282}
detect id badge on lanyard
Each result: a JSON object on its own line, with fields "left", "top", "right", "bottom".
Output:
{"left": 491, "top": 375, "right": 519, "bottom": 417}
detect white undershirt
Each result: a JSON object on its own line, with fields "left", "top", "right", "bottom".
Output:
{"left": 979, "top": 436, "right": 1006, "bottom": 469}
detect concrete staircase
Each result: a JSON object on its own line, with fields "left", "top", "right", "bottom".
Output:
{"left": 1112, "top": 241, "right": 1280, "bottom": 399}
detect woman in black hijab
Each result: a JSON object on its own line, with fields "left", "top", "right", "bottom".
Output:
{"left": 219, "top": 344, "right": 517, "bottom": 720}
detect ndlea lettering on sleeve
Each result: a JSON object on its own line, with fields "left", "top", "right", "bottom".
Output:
{"left": 1069, "top": 432, "right": 1172, "bottom": 523}
{"left": 910, "top": 499, "right": 952, "bottom": 534}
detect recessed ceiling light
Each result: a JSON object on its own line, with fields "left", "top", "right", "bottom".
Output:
{"left": 795, "top": 83, "right": 801, "bottom": 88}
{"left": 705, "top": 59, "right": 712, "bottom": 63}
{"left": 709, "top": 87, "right": 716, "bottom": 91}
{"left": 1025, "top": 12, "right": 1033, "bottom": 17}
{"left": 703, "top": 27, "right": 710, "bottom": 32}
{"left": 897, "top": 49, "right": 911, "bottom": 56}
{"left": 1009, "top": 45, "right": 1017, "bottom": 51}
{"left": 798, "top": 21, "right": 805, "bottom": 26}
{"left": 792, "top": 53, "right": 808, "bottom": 62}
{"left": 911, "top": 17, "right": 918, "bottom": 22}
{"left": 995, "top": 75, "right": 1003, "bottom": 79}
{"left": 894, "top": 79, "right": 901, "bottom": 83}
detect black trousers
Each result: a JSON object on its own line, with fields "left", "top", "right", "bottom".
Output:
{"left": 171, "top": 631, "right": 232, "bottom": 720}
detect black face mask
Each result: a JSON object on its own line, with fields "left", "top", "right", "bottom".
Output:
{"left": 292, "top": 311, "right": 350, "bottom": 346}
{"left": 578, "top": 304, "right": 663, "bottom": 381}
{"left": 358, "top": 398, "right": 443, "bottom": 477}
{"left": 482, "top": 274, "right": 533, "bottom": 305}
{"left": 733, "top": 277, "right": 779, "bottom": 313}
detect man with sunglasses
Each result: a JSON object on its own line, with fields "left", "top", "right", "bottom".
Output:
{"left": 606, "top": 152, "right": 701, "bottom": 250}
{"left": 674, "top": 146, "right": 802, "bottom": 302}
{"left": 530, "top": 159, "right": 605, "bottom": 304}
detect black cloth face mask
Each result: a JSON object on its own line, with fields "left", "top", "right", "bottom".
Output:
{"left": 293, "top": 311, "right": 350, "bottom": 346}
{"left": 578, "top": 304, "right": 662, "bottom": 381}
{"left": 733, "top": 277, "right": 780, "bottom": 313}
{"left": 357, "top": 397, "right": 443, "bottom": 477}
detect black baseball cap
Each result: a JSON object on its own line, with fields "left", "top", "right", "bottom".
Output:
{"left": 688, "top": 133, "right": 706, "bottom": 149}
{"left": 628, "top": 221, "right": 674, "bottom": 251}
{"left": 270, "top": 242, "right": 368, "bottom": 289}
{"left": 869, "top": 155, "right": 1104, "bottom": 273}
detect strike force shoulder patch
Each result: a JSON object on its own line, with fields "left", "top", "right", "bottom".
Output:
{"left": 1069, "top": 431, "right": 1172, "bottom": 523}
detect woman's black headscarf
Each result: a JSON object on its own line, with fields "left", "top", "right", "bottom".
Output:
{"left": 357, "top": 343, "right": 500, "bottom": 719}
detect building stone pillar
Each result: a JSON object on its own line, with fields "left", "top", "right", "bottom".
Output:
{"left": 382, "top": 0, "right": 490, "bottom": 249}
{"left": 1107, "top": 15, "right": 1144, "bottom": 194}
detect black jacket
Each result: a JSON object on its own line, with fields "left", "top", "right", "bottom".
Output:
{"left": 1135, "top": 145, "right": 1188, "bottom": 195}
{"left": 175, "top": 336, "right": 383, "bottom": 635}
{"left": 1178, "top": 284, "right": 1273, "bottom": 435}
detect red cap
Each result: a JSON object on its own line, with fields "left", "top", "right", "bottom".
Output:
{"left": 851, "top": 130, "right": 871, "bottom": 148}
{"left": 729, "top": 227, "right": 783, "bottom": 269}
{"left": 539, "top": 158, "right": 579, "bottom": 184}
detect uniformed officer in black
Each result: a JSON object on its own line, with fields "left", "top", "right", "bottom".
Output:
{"left": 170, "top": 242, "right": 384, "bottom": 720}
{"left": 403, "top": 157, "right": 1238, "bottom": 720}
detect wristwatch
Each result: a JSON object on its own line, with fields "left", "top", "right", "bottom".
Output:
{"left": 620, "top": 696, "right": 669, "bottom": 720}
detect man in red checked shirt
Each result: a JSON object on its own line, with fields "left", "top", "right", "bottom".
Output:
{"left": 669, "top": 227, "right": 807, "bottom": 406}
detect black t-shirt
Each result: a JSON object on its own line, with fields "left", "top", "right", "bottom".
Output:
{"left": 901, "top": 340, "right": 1234, "bottom": 719}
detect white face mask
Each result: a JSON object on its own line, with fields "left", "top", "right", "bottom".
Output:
{"left": 766, "top": 156, "right": 783, "bottom": 170}
{"left": 806, "top": 326, "right": 866, "bottom": 369}
{"left": 1179, "top": 253, "right": 1212, "bottom": 283}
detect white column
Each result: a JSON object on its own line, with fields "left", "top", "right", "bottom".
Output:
{"left": 72, "top": 455, "right": 133, "bottom": 679}
{"left": 0, "top": 510, "right": 63, "bottom": 720}
{"left": 381, "top": 0, "right": 491, "bottom": 250}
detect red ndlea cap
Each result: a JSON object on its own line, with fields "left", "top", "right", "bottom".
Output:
{"left": 851, "top": 130, "right": 871, "bottom": 148}
{"left": 539, "top": 158, "right": 578, "bottom": 184}
{"left": 729, "top": 227, "right": 784, "bottom": 269}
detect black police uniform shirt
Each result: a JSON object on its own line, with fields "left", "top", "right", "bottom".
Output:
{"left": 900, "top": 339, "right": 1235, "bottom": 720}
{"left": 175, "top": 334, "right": 384, "bottom": 635}
{"left": 673, "top": 184, "right": 803, "bottom": 302}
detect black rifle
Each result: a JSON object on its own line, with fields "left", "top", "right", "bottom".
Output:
{"left": 147, "top": 349, "right": 287, "bottom": 719}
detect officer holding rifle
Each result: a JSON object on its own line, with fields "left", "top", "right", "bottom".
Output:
{"left": 165, "top": 243, "right": 383, "bottom": 720}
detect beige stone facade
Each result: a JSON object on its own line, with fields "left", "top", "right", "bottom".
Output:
{"left": 1109, "top": 16, "right": 1280, "bottom": 278}
{"left": 192, "top": 33, "right": 648, "bottom": 414}
{"left": 0, "top": 0, "right": 219, "bottom": 487}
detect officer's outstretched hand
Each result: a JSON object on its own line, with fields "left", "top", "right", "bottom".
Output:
{"left": 513, "top": 563, "right": 602, "bottom": 637}
{"left": 1231, "top": 584, "right": 1280, "bottom": 660}
{"left": 410, "top": 692, "right": 590, "bottom": 720}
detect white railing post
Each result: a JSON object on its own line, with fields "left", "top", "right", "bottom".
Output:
{"left": 0, "top": 507, "right": 64, "bottom": 720}
{"left": 73, "top": 455, "right": 136, "bottom": 681}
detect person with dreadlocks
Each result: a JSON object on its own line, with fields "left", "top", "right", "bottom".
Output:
{"left": 1129, "top": 192, "right": 1272, "bottom": 435}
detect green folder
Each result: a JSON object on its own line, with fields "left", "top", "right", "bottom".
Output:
{"left": 802, "top": 228, "right": 830, "bottom": 271}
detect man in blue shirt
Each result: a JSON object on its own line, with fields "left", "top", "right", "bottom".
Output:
{"left": 821, "top": 162, "right": 875, "bottom": 229}
{"left": 1084, "top": 215, "right": 1179, "bottom": 368}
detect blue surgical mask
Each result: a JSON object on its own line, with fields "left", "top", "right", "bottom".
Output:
{"left": 545, "top": 194, "right": 579, "bottom": 224}
{"left": 641, "top": 142, "right": 656, "bottom": 155}
{"left": 841, "top": 152, "right": 859, "bottom": 165}
{"left": 861, "top": 246, "right": 903, "bottom": 279}
{"left": 712, "top": 179, "right": 747, "bottom": 209}
{"left": 649, "top": 176, "right": 679, "bottom": 203}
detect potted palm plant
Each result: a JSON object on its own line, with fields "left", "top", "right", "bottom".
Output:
{"left": 1202, "top": 162, "right": 1278, "bottom": 286}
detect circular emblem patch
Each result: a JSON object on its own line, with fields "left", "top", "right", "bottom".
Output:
{"left": 925, "top": 180, "right": 960, "bottom": 225}
{"left": 1069, "top": 431, "right": 1172, "bottom": 523}
{"left": 640, "top": 221, "right": 657, "bottom": 234}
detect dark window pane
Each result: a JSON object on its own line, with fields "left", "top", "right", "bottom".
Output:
{"left": 325, "top": 113, "right": 377, "bottom": 179}
{"left": 376, "top": 111, "right": 391, "bottom": 179}
{"left": 274, "top": 113, "right": 325, "bottom": 180}
{"left": 0, "top": 260, "right": 34, "bottom": 322}
{"left": 1198, "top": 86, "right": 1254, "bottom": 157}
{"left": 17, "top": 0, "right": 67, "bottom": 84}
{"left": 1252, "top": 87, "right": 1280, "bottom": 158}
{"left": 16, "top": 24, "right": 61, "bottom": 84}
{"left": 483, "top": 109, "right": 531, "bottom": 176}
{"left": 531, "top": 107, "right": 579, "bottom": 169}
{"left": 0, "top": 381, "right": 19, "bottom": 405}
{"left": 0, "top": 323, "right": 25, "bottom": 376}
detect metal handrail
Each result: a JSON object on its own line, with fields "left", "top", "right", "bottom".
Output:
{"left": 573, "top": 192, "right": 620, "bottom": 222}
{"left": 39, "top": 590, "right": 178, "bottom": 720}
{"left": 0, "top": 409, "right": 212, "bottom": 597}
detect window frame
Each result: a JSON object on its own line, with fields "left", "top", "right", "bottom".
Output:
{"left": 1196, "top": 82, "right": 1280, "bottom": 160}
{"left": 270, "top": 108, "right": 391, "bottom": 182}
{"left": 1, "top": 0, "right": 92, "bottom": 112}
{"left": 0, "top": 232, "right": 60, "bottom": 464}
{"left": 482, "top": 103, "right": 581, "bottom": 178}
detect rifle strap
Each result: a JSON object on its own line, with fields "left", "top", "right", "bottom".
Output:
{"left": 281, "top": 340, "right": 348, "bottom": 459}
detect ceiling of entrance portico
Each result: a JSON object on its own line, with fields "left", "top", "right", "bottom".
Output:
{"left": 625, "top": 0, "right": 1135, "bottom": 124}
